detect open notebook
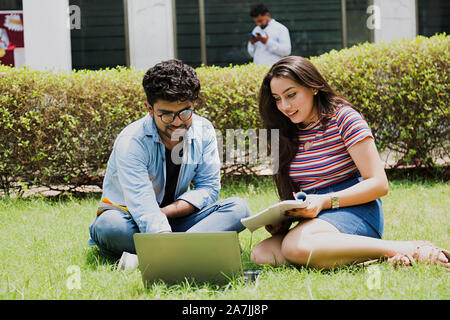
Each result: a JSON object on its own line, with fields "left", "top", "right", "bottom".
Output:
{"left": 241, "top": 192, "right": 309, "bottom": 232}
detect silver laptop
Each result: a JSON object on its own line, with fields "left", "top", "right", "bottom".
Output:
{"left": 133, "top": 231, "right": 243, "bottom": 286}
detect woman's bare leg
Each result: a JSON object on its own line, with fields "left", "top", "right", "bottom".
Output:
{"left": 251, "top": 218, "right": 448, "bottom": 269}
{"left": 250, "top": 234, "right": 289, "bottom": 266}
{"left": 250, "top": 218, "right": 342, "bottom": 267}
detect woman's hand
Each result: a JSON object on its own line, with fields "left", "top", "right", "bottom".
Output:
{"left": 265, "top": 219, "right": 292, "bottom": 236}
{"left": 284, "top": 194, "right": 330, "bottom": 219}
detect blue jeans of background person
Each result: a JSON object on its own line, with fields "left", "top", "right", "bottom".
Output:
{"left": 88, "top": 197, "right": 250, "bottom": 260}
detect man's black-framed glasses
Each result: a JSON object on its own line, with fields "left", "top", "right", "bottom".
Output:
{"left": 158, "top": 107, "right": 193, "bottom": 124}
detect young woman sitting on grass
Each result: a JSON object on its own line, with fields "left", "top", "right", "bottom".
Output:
{"left": 250, "top": 56, "right": 449, "bottom": 270}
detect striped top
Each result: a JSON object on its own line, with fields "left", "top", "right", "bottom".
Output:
{"left": 289, "top": 105, "right": 373, "bottom": 191}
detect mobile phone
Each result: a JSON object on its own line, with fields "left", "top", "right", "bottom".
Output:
{"left": 248, "top": 32, "right": 256, "bottom": 37}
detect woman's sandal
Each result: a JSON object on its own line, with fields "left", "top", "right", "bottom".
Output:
{"left": 403, "top": 244, "right": 450, "bottom": 268}
{"left": 358, "top": 241, "right": 450, "bottom": 269}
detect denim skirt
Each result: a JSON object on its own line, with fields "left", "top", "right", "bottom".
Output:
{"left": 305, "top": 175, "right": 384, "bottom": 239}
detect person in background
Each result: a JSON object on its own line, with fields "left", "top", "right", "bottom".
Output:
{"left": 251, "top": 55, "right": 450, "bottom": 270}
{"left": 88, "top": 59, "right": 250, "bottom": 269}
{"left": 248, "top": 3, "right": 291, "bottom": 66}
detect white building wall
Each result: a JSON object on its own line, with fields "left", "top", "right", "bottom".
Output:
{"left": 125, "top": 0, "right": 175, "bottom": 70}
{"left": 22, "top": 0, "right": 72, "bottom": 72}
{"left": 373, "top": 0, "right": 417, "bottom": 43}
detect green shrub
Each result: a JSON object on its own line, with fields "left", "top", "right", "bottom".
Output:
{"left": 0, "top": 34, "right": 448, "bottom": 196}
{"left": 313, "top": 34, "right": 449, "bottom": 168}
{"left": 0, "top": 67, "right": 146, "bottom": 195}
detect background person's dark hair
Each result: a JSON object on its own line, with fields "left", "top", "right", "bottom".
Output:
{"left": 142, "top": 59, "right": 200, "bottom": 106}
{"left": 258, "top": 56, "right": 354, "bottom": 200}
{"left": 250, "top": 3, "right": 269, "bottom": 17}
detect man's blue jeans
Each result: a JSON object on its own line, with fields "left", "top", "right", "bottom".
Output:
{"left": 89, "top": 197, "right": 250, "bottom": 260}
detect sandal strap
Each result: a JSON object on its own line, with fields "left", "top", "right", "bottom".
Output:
{"left": 387, "top": 253, "right": 415, "bottom": 267}
{"left": 413, "top": 245, "right": 448, "bottom": 266}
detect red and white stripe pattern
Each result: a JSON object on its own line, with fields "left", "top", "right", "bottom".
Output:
{"left": 289, "top": 105, "right": 373, "bottom": 191}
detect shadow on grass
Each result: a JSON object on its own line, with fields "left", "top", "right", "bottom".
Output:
{"left": 0, "top": 191, "right": 102, "bottom": 204}
{"left": 41, "top": 191, "right": 102, "bottom": 203}
{"left": 84, "top": 246, "right": 118, "bottom": 271}
{"left": 83, "top": 246, "right": 374, "bottom": 297}
{"left": 248, "top": 257, "right": 371, "bottom": 277}
{"left": 130, "top": 251, "right": 262, "bottom": 295}
{"left": 385, "top": 165, "right": 449, "bottom": 182}
{"left": 133, "top": 272, "right": 251, "bottom": 297}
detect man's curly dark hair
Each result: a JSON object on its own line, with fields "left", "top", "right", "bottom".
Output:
{"left": 250, "top": 3, "right": 269, "bottom": 17}
{"left": 142, "top": 59, "right": 200, "bottom": 106}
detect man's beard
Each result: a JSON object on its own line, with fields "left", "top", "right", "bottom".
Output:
{"left": 158, "top": 125, "right": 188, "bottom": 142}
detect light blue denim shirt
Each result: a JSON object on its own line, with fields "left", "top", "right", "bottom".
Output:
{"left": 94, "top": 112, "right": 221, "bottom": 234}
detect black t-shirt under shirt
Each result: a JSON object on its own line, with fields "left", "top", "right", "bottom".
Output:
{"left": 160, "top": 147, "right": 182, "bottom": 208}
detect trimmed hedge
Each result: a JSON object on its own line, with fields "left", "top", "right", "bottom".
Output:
{"left": 0, "top": 67, "right": 145, "bottom": 195}
{"left": 313, "top": 35, "right": 449, "bottom": 168}
{"left": 0, "top": 34, "right": 449, "bottom": 196}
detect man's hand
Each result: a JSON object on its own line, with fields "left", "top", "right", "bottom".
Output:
{"left": 265, "top": 219, "right": 292, "bottom": 236}
{"left": 256, "top": 32, "right": 269, "bottom": 44}
{"left": 249, "top": 32, "right": 269, "bottom": 45}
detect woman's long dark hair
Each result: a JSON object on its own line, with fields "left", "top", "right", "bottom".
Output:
{"left": 259, "top": 56, "right": 353, "bottom": 200}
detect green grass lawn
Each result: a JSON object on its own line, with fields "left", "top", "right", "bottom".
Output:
{"left": 0, "top": 176, "right": 449, "bottom": 300}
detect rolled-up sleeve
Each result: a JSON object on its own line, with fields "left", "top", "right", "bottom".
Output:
{"left": 115, "top": 135, "right": 172, "bottom": 234}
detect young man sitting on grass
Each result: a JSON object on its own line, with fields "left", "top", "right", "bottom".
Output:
{"left": 87, "top": 59, "right": 250, "bottom": 269}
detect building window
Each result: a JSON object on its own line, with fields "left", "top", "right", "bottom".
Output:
{"left": 175, "top": 0, "right": 373, "bottom": 68}
{"left": 175, "top": 0, "right": 202, "bottom": 67}
{"left": 70, "top": 0, "right": 126, "bottom": 70}
{"left": 345, "top": 0, "right": 372, "bottom": 47}
{"left": 0, "top": 0, "right": 22, "bottom": 10}
{"left": 418, "top": 0, "right": 450, "bottom": 37}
